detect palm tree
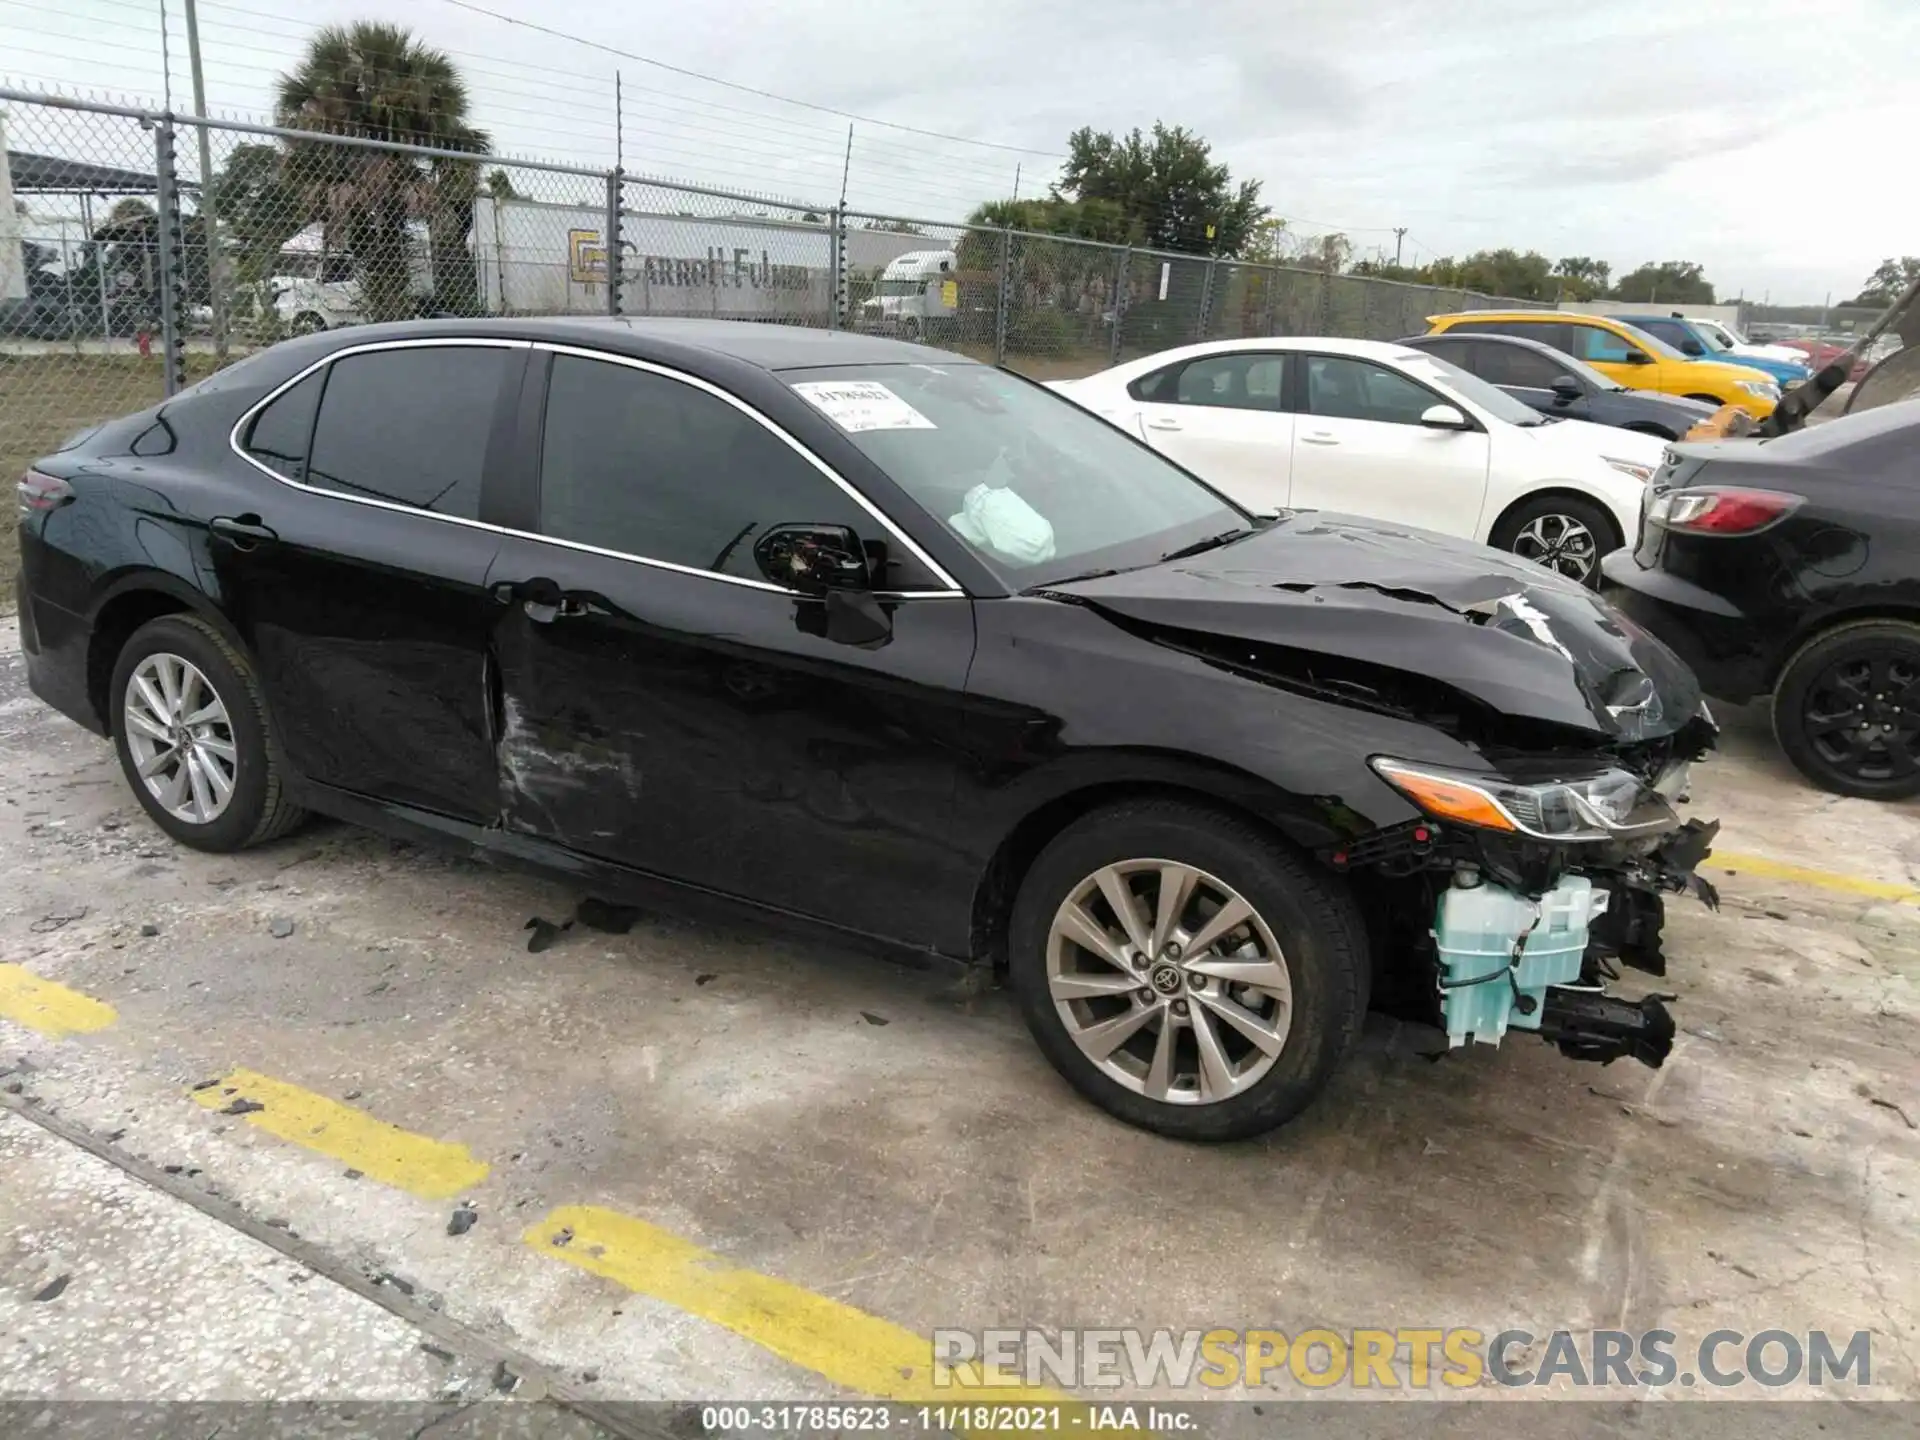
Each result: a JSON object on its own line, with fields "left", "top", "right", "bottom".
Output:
{"left": 275, "top": 22, "right": 489, "bottom": 322}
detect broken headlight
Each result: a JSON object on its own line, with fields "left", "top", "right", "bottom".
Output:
{"left": 1370, "top": 758, "right": 1680, "bottom": 842}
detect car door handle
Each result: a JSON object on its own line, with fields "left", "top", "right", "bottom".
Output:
{"left": 1144, "top": 417, "right": 1183, "bottom": 431}
{"left": 491, "top": 579, "right": 589, "bottom": 623}
{"left": 523, "top": 597, "right": 589, "bottom": 624}
{"left": 209, "top": 515, "right": 278, "bottom": 548}
{"left": 1301, "top": 432, "right": 1339, "bottom": 445}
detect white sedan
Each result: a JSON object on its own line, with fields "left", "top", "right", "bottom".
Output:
{"left": 1049, "top": 337, "right": 1664, "bottom": 585}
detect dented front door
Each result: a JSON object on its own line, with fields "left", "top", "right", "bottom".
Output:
{"left": 483, "top": 533, "right": 980, "bottom": 950}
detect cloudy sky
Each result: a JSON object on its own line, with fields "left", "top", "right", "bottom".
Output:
{"left": 5, "top": 0, "right": 1916, "bottom": 301}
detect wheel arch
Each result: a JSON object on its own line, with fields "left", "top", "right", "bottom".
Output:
{"left": 965, "top": 760, "right": 1346, "bottom": 972}
{"left": 1485, "top": 484, "right": 1629, "bottom": 553}
{"left": 85, "top": 572, "right": 249, "bottom": 732}
{"left": 1767, "top": 604, "right": 1920, "bottom": 692}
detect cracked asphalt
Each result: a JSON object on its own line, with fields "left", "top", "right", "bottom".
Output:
{"left": 0, "top": 613, "right": 1915, "bottom": 1422}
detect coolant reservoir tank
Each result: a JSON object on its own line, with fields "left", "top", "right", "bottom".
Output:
{"left": 1433, "top": 872, "right": 1604, "bottom": 1048}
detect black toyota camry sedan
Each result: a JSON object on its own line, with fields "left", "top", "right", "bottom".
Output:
{"left": 17, "top": 318, "right": 1720, "bottom": 1140}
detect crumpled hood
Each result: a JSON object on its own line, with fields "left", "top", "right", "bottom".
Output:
{"left": 1046, "top": 512, "right": 1703, "bottom": 741}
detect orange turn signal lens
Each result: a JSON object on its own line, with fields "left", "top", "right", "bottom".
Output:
{"left": 1371, "top": 761, "right": 1516, "bottom": 833}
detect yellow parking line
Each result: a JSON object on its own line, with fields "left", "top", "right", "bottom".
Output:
{"left": 526, "top": 1205, "right": 1076, "bottom": 1413}
{"left": 0, "top": 964, "right": 117, "bottom": 1038}
{"left": 190, "top": 1068, "right": 489, "bottom": 1199}
{"left": 1714, "top": 850, "right": 1920, "bottom": 904}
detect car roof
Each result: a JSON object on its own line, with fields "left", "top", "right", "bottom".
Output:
{"left": 288, "top": 315, "right": 967, "bottom": 372}
{"left": 1104, "top": 335, "right": 1431, "bottom": 374}
{"left": 1400, "top": 331, "right": 1577, "bottom": 359}
{"left": 1429, "top": 310, "right": 1610, "bottom": 324}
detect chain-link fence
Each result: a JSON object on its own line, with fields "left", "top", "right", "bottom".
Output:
{"left": 1, "top": 86, "right": 1541, "bottom": 530}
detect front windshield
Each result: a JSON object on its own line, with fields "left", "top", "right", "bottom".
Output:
{"left": 1392, "top": 352, "right": 1550, "bottom": 427}
{"left": 784, "top": 363, "right": 1246, "bottom": 587}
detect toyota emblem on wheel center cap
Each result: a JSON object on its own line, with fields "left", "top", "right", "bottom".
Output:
{"left": 1149, "top": 964, "right": 1184, "bottom": 996}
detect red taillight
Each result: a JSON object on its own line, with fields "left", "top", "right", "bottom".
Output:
{"left": 17, "top": 470, "right": 72, "bottom": 515}
{"left": 1647, "top": 486, "right": 1800, "bottom": 535}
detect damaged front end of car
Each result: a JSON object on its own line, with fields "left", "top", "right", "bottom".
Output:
{"left": 1049, "top": 513, "right": 1725, "bottom": 1070}
{"left": 1346, "top": 745, "right": 1717, "bottom": 1068}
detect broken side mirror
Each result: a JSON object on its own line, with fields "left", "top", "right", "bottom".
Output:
{"left": 753, "top": 523, "right": 872, "bottom": 595}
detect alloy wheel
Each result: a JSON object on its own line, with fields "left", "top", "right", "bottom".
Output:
{"left": 1045, "top": 859, "right": 1292, "bottom": 1105}
{"left": 1510, "top": 513, "right": 1598, "bottom": 582}
{"left": 122, "top": 652, "right": 238, "bottom": 825}
{"left": 1801, "top": 648, "right": 1920, "bottom": 784}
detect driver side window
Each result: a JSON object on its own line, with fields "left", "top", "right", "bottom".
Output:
{"left": 1479, "top": 345, "right": 1572, "bottom": 390}
{"left": 1305, "top": 356, "right": 1437, "bottom": 426}
{"left": 538, "top": 355, "right": 938, "bottom": 589}
{"left": 1571, "top": 325, "right": 1639, "bottom": 365}
{"left": 1634, "top": 319, "right": 1690, "bottom": 350}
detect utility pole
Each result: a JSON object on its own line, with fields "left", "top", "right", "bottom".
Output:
{"left": 182, "top": 0, "right": 228, "bottom": 359}
{"left": 1392, "top": 227, "right": 1407, "bottom": 267}
{"left": 1010, "top": 162, "right": 1021, "bottom": 203}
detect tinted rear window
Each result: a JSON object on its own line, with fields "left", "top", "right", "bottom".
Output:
{"left": 243, "top": 370, "right": 324, "bottom": 481}
{"left": 304, "top": 347, "right": 513, "bottom": 519}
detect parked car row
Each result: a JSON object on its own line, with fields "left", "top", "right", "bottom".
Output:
{"left": 1422, "top": 310, "right": 1792, "bottom": 415}
{"left": 1398, "top": 332, "right": 1718, "bottom": 440}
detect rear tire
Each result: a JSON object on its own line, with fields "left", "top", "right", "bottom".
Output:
{"left": 110, "top": 614, "right": 307, "bottom": 851}
{"left": 1772, "top": 619, "right": 1920, "bottom": 800}
{"left": 1008, "top": 799, "right": 1369, "bottom": 1142}
{"left": 1488, "top": 493, "right": 1621, "bottom": 589}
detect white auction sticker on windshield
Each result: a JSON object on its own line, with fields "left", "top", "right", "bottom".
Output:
{"left": 791, "top": 380, "right": 937, "bottom": 433}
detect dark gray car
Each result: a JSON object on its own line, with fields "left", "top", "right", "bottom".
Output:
{"left": 1399, "top": 332, "right": 1717, "bottom": 440}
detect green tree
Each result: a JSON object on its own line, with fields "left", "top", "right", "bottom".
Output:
{"left": 1054, "top": 122, "right": 1266, "bottom": 258}
{"left": 1850, "top": 257, "right": 1920, "bottom": 307}
{"left": 1612, "top": 260, "right": 1714, "bottom": 305}
{"left": 275, "top": 22, "right": 489, "bottom": 322}
{"left": 484, "top": 168, "right": 520, "bottom": 202}
{"left": 212, "top": 143, "right": 307, "bottom": 285}
{"left": 962, "top": 197, "right": 1131, "bottom": 354}
{"left": 1553, "top": 255, "right": 1611, "bottom": 301}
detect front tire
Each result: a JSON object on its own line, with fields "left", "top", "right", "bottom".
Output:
{"left": 111, "top": 614, "right": 307, "bottom": 851}
{"left": 1773, "top": 619, "right": 1920, "bottom": 800}
{"left": 1684, "top": 393, "right": 1727, "bottom": 408}
{"left": 1008, "top": 800, "right": 1369, "bottom": 1142}
{"left": 1489, "top": 494, "right": 1621, "bottom": 588}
